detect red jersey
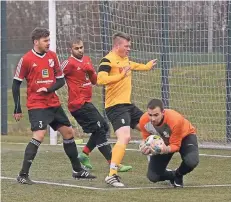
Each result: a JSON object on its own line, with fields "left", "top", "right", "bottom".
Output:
{"left": 14, "top": 49, "right": 63, "bottom": 110}
{"left": 61, "top": 55, "right": 97, "bottom": 112}
{"left": 139, "top": 109, "right": 196, "bottom": 153}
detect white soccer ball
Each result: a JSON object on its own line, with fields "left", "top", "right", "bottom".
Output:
{"left": 145, "top": 135, "right": 165, "bottom": 153}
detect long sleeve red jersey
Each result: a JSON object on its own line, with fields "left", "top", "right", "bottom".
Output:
{"left": 61, "top": 55, "right": 97, "bottom": 112}
{"left": 14, "top": 49, "right": 63, "bottom": 109}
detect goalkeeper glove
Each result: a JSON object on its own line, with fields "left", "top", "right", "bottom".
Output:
{"left": 153, "top": 144, "right": 171, "bottom": 155}
{"left": 139, "top": 141, "right": 152, "bottom": 156}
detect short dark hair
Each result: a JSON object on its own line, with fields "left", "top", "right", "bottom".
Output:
{"left": 147, "top": 99, "right": 164, "bottom": 111}
{"left": 31, "top": 27, "right": 50, "bottom": 43}
{"left": 68, "top": 37, "right": 83, "bottom": 48}
{"left": 112, "top": 32, "right": 131, "bottom": 43}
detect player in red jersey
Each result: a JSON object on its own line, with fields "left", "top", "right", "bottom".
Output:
{"left": 12, "top": 28, "right": 95, "bottom": 185}
{"left": 61, "top": 38, "right": 132, "bottom": 172}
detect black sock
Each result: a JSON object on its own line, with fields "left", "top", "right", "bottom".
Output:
{"left": 63, "top": 138, "right": 82, "bottom": 172}
{"left": 175, "top": 168, "right": 183, "bottom": 177}
{"left": 19, "top": 138, "right": 41, "bottom": 176}
{"left": 85, "top": 134, "right": 97, "bottom": 154}
{"left": 159, "top": 170, "right": 175, "bottom": 181}
{"left": 98, "top": 144, "right": 112, "bottom": 162}
{"left": 93, "top": 130, "right": 112, "bottom": 162}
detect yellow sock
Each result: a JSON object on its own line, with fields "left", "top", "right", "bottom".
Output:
{"left": 109, "top": 142, "right": 126, "bottom": 176}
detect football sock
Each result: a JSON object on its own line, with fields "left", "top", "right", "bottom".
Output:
{"left": 159, "top": 169, "right": 175, "bottom": 181}
{"left": 63, "top": 137, "right": 82, "bottom": 172}
{"left": 98, "top": 144, "right": 112, "bottom": 162}
{"left": 82, "top": 146, "right": 91, "bottom": 155}
{"left": 19, "top": 138, "right": 41, "bottom": 176}
{"left": 175, "top": 168, "right": 183, "bottom": 177}
{"left": 109, "top": 142, "right": 126, "bottom": 176}
{"left": 83, "top": 134, "right": 97, "bottom": 155}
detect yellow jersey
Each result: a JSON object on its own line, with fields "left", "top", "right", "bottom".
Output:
{"left": 97, "top": 51, "right": 153, "bottom": 109}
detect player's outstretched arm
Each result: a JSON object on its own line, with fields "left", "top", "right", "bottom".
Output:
{"left": 12, "top": 79, "right": 23, "bottom": 121}
{"left": 130, "top": 59, "right": 157, "bottom": 71}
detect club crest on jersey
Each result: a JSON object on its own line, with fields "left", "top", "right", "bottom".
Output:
{"left": 42, "top": 69, "right": 49, "bottom": 78}
{"left": 48, "top": 59, "right": 54, "bottom": 67}
{"left": 163, "top": 131, "right": 170, "bottom": 138}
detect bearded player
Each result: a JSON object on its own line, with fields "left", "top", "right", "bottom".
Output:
{"left": 61, "top": 37, "right": 132, "bottom": 172}
{"left": 139, "top": 99, "right": 199, "bottom": 187}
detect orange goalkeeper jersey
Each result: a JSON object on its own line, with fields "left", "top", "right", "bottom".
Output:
{"left": 139, "top": 109, "right": 196, "bottom": 153}
{"left": 97, "top": 51, "right": 153, "bottom": 109}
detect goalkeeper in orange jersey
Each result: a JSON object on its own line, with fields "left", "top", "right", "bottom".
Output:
{"left": 97, "top": 32, "right": 157, "bottom": 187}
{"left": 139, "top": 99, "right": 199, "bottom": 188}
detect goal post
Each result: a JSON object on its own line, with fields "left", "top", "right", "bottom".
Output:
{"left": 49, "top": 0, "right": 57, "bottom": 145}
{"left": 226, "top": 0, "right": 231, "bottom": 143}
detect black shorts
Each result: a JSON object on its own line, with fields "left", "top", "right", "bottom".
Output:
{"left": 28, "top": 106, "right": 71, "bottom": 132}
{"left": 148, "top": 134, "right": 199, "bottom": 175}
{"left": 105, "top": 104, "right": 144, "bottom": 132}
{"left": 71, "top": 102, "right": 109, "bottom": 134}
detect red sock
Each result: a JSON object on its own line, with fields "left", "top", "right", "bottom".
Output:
{"left": 82, "top": 146, "right": 90, "bottom": 155}
{"left": 107, "top": 160, "right": 111, "bottom": 164}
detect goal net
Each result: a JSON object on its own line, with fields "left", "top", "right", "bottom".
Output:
{"left": 55, "top": 1, "right": 230, "bottom": 148}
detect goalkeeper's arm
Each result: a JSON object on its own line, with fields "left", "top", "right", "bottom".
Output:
{"left": 166, "top": 123, "right": 184, "bottom": 153}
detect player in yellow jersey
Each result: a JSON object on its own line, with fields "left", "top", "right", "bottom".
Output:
{"left": 97, "top": 32, "right": 157, "bottom": 187}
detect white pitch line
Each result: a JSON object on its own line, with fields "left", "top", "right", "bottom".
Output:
{"left": 1, "top": 176, "right": 103, "bottom": 190}
{"left": 125, "top": 148, "right": 231, "bottom": 158}
{"left": 1, "top": 176, "right": 231, "bottom": 190}
{"left": 198, "top": 153, "right": 231, "bottom": 158}
{"left": 2, "top": 142, "right": 231, "bottom": 158}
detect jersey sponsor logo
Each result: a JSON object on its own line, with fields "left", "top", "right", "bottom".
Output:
{"left": 82, "top": 82, "right": 91, "bottom": 87}
{"left": 36, "top": 80, "right": 53, "bottom": 84}
{"left": 42, "top": 69, "right": 49, "bottom": 78}
{"left": 48, "top": 59, "right": 54, "bottom": 67}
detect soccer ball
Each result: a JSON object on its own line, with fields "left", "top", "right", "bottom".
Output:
{"left": 145, "top": 135, "right": 165, "bottom": 153}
